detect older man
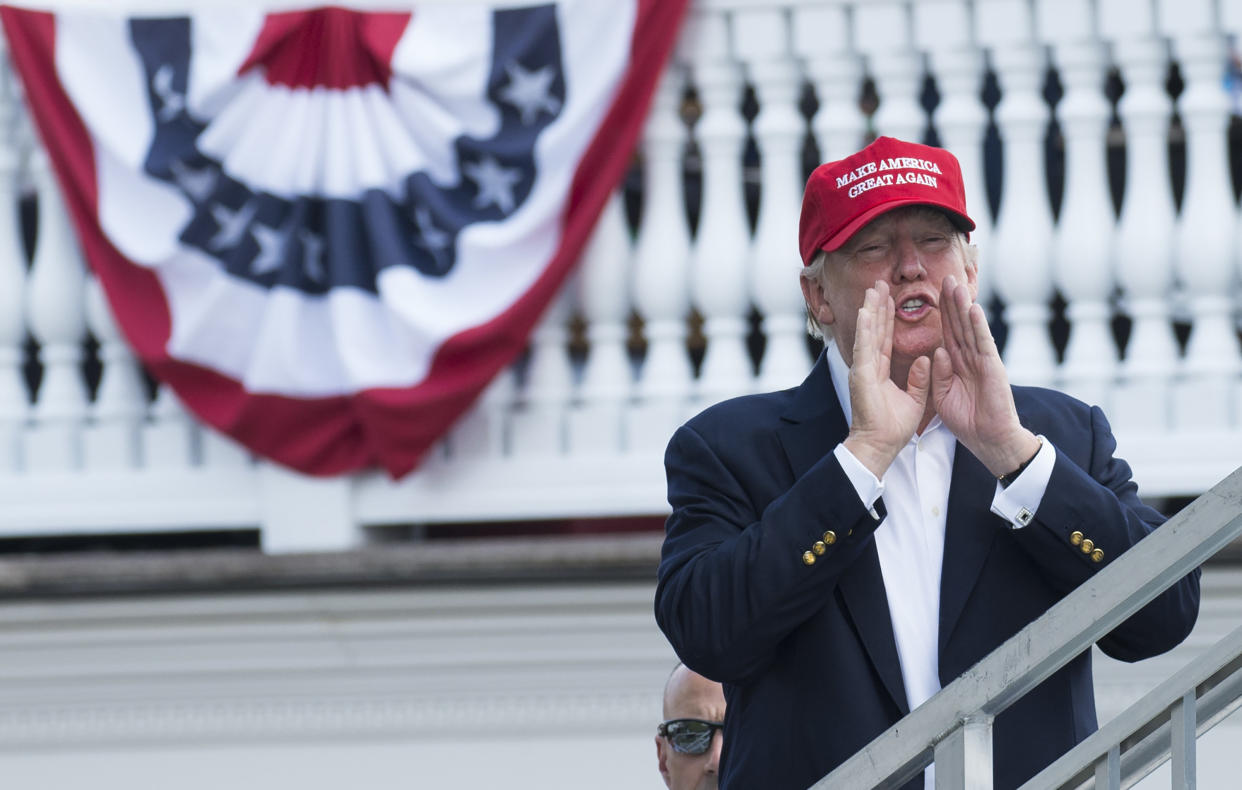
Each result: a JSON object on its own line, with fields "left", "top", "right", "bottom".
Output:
{"left": 654, "top": 136, "right": 1200, "bottom": 790}
{"left": 655, "top": 663, "right": 725, "bottom": 790}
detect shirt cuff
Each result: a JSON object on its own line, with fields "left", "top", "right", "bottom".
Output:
{"left": 833, "top": 442, "right": 884, "bottom": 519}
{"left": 989, "top": 435, "right": 1056, "bottom": 528}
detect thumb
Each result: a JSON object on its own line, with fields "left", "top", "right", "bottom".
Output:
{"left": 930, "top": 347, "right": 952, "bottom": 406}
{"left": 906, "top": 355, "right": 930, "bottom": 409}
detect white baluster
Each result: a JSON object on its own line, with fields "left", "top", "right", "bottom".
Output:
{"left": 200, "top": 413, "right": 249, "bottom": 466}
{"left": 1101, "top": 0, "right": 1180, "bottom": 432}
{"left": 1168, "top": 27, "right": 1239, "bottom": 428}
{"left": 857, "top": 1, "right": 926, "bottom": 143}
{"left": 1112, "top": 44, "right": 1179, "bottom": 426}
{"left": 143, "top": 384, "right": 198, "bottom": 467}
{"left": 509, "top": 285, "right": 573, "bottom": 455}
{"left": 978, "top": 0, "right": 1056, "bottom": 385}
{"left": 24, "top": 147, "right": 86, "bottom": 471}
{"left": 736, "top": 7, "right": 810, "bottom": 391}
{"left": 0, "top": 46, "right": 27, "bottom": 472}
{"left": 1224, "top": 1, "right": 1242, "bottom": 428}
{"left": 630, "top": 65, "right": 693, "bottom": 452}
{"left": 447, "top": 365, "right": 515, "bottom": 460}
{"left": 918, "top": 1, "right": 993, "bottom": 302}
{"left": 797, "top": 4, "right": 866, "bottom": 162}
{"left": 568, "top": 189, "right": 631, "bottom": 454}
{"left": 688, "top": 9, "right": 753, "bottom": 406}
{"left": 1042, "top": 2, "right": 1118, "bottom": 410}
{"left": 84, "top": 276, "right": 144, "bottom": 468}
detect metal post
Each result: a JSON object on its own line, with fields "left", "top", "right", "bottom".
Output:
{"left": 934, "top": 715, "right": 993, "bottom": 789}
{"left": 1170, "top": 691, "right": 1197, "bottom": 790}
{"left": 1093, "top": 745, "right": 1120, "bottom": 790}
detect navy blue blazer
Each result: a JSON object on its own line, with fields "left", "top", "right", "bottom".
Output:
{"left": 655, "top": 353, "right": 1200, "bottom": 790}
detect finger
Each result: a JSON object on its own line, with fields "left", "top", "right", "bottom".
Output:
{"left": 930, "top": 346, "right": 953, "bottom": 408}
{"left": 881, "top": 294, "right": 895, "bottom": 379}
{"left": 852, "top": 290, "right": 870, "bottom": 371}
{"left": 968, "top": 302, "right": 999, "bottom": 359}
{"left": 939, "top": 276, "right": 967, "bottom": 371}
{"left": 906, "top": 354, "right": 930, "bottom": 411}
{"left": 853, "top": 286, "right": 878, "bottom": 372}
{"left": 955, "top": 282, "right": 979, "bottom": 356}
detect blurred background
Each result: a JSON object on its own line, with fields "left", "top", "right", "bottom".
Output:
{"left": 0, "top": 0, "right": 1239, "bottom": 787}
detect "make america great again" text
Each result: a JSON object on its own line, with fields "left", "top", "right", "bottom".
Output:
{"left": 836, "top": 156, "right": 943, "bottom": 198}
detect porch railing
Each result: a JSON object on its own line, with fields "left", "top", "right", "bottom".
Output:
{"left": 1022, "top": 622, "right": 1242, "bottom": 789}
{"left": 0, "top": 0, "right": 1240, "bottom": 552}
{"left": 808, "top": 464, "right": 1242, "bottom": 789}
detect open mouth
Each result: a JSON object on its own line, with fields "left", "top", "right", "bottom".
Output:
{"left": 897, "top": 297, "right": 933, "bottom": 320}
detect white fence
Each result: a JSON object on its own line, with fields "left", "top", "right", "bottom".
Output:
{"left": 0, "top": 0, "right": 1240, "bottom": 552}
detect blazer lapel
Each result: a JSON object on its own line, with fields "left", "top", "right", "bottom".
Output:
{"left": 938, "top": 442, "right": 1000, "bottom": 654}
{"left": 776, "top": 352, "right": 910, "bottom": 716}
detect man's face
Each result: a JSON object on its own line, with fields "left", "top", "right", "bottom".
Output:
{"left": 801, "top": 206, "right": 978, "bottom": 373}
{"left": 656, "top": 669, "right": 726, "bottom": 790}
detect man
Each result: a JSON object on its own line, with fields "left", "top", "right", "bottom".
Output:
{"left": 653, "top": 136, "right": 1200, "bottom": 790}
{"left": 656, "top": 663, "right": 725, "bottom": 790}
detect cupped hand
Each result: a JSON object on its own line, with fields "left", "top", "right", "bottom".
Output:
{"left": 843, "top": 280, "right": 931, "bottom": 478}
{"left": 930, "top": 275, "right": 1040, "bottom": 476}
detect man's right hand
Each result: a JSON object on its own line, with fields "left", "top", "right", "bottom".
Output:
{"left": 842, "top": 280, "right": 930, "bottom": 479}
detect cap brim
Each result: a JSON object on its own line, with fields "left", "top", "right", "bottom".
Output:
{"left": 818, "top": 199, "right": 976, "bottom": 254}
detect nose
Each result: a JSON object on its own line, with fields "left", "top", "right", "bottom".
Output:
{"left": 704, "top": 729, "right": 723, "bottom": 774}
{"left": 893, "top": 233, "right": 925, "bottom": 281}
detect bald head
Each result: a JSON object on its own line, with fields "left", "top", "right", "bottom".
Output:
{"left": 657, "top": 664, "right": 726, "bottom": 790}
{"left": 663, "top": 663, "right": 725, "bottom": 720}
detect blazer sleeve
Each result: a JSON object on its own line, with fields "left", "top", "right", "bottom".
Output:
{"left": 1011, "top": 404, "right": 1200, "bottom": 661}
{"left": 654, "top": 422, "right": 883, "bottom": 684}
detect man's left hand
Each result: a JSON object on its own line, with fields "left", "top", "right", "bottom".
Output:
{"left": 930, "top": 275, "right": 1040, "bottom": 477}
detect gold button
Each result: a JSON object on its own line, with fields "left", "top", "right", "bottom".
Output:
{"left": 822, "top": 530, "right": 837, "bottom": 545}
{"left": 802, "top": 551, "right": 816, "bottom": 566}
{"left": 1069, "top": 531, "right": 1083, "bottom": 546}
{"left": 1080, "top": 539, "right": 1094, "bottom": 554}
{"left": 1091, "top": 548, "right": 1104, "bottom": 563}
{"left": 812, "top": 541, "right": 826, "bottom": 556}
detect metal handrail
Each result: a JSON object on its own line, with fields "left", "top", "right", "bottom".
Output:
{"left": 809, "top": 465, "right": 1242, "bottom": 790}
{"left": 1020, "top": 624, "right": 1242, "bottom": 789}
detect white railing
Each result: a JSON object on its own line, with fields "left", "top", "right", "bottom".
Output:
{"left": 0, "top": 0, "right": 1240, "bottom": 552}
{"left": 809, "top": 464, "right": 1242, "bottom": 789}
{"left": 1024, "top": 623, "right": 1242, "bottom": 789}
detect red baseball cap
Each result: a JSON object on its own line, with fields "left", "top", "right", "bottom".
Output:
{"left": 798, "top": 136, "right": 975, "bottom": 265}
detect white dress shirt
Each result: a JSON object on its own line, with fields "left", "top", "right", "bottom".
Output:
{"left": 824, "top": 341, "right": 1055, "bottom": 789}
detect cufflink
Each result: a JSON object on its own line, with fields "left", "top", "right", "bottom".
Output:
{"left": 1015, "top": 507, "right": 1034, "bottom": 527}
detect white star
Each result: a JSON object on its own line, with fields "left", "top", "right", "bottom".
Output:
{"left": 413, "top": 206, "right": 450, "bottom": 251}
{"left": 250, "top": 222, "right": 288, "bottom": 276}
{"left": 152, "top": 64, "right": 186, "bottom": 122}
{"left": 499, "top": 62, "right": 561, "bottom": 125}
{"left": 169, "top": 160, "right": 218, "bottom": 204}
{"left": 463, "top": 156, "right": 523, "bottom": 213}
{"left": 299, "top": 229, "right": 325, "bottom": 284}
{"left": 413, "top": 206, "right": 452, "bottom": 270}
{"left": 208, "top": 201, "right": 256, "bottom": 250}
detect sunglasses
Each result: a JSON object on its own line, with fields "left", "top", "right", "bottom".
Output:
{"left": 657, "top": 718, "right": 724, "bottom": 755}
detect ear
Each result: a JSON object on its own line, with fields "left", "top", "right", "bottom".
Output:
{"left": 963, "top": 243, "right": 980, "bottom": 301}
{"left": 799, "top": 274, "right": 835, "bottom": 327}
{"left": 656, "top": 736, "right": 673, "bottom": 787}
